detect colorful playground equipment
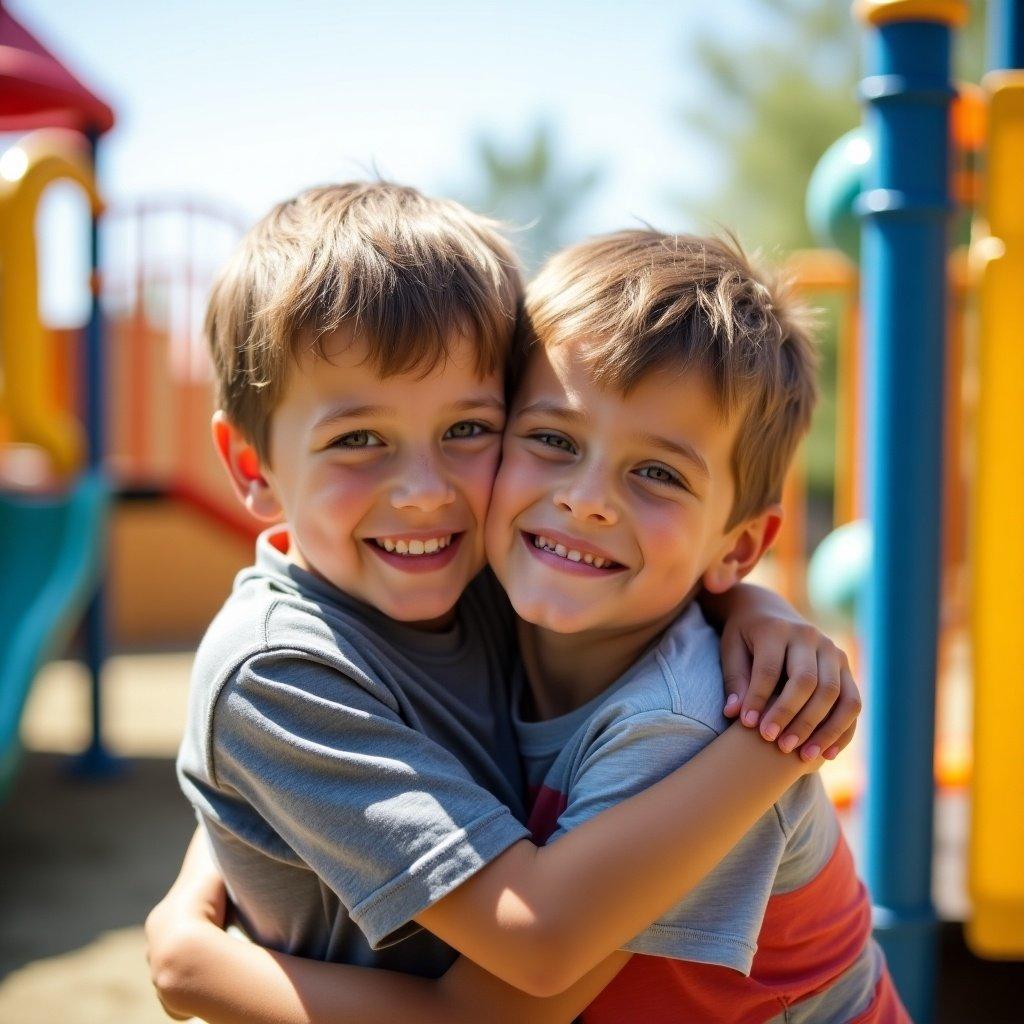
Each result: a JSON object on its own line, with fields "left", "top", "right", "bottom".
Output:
{"left": 788, "top": 1, "right": 1024, "bottom": 1018}
{"left": 0, "top": 3, "right": 114, "bottom": 790}
{"left": 0, "top": 2, "right": 253, "bottom": 792}
{"left": 968, "top": 64, "right": 1024, "bottom": 961}
{"left": 102, "top": 197, "right": 252, "bottom": 538}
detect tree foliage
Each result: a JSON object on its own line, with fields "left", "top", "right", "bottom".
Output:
{"left": 454, "top": 121, "right": 603, "bottom": 273}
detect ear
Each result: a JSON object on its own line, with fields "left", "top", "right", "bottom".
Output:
{"left": 702, "top": 503, "right": 783, "bottom": 594}
{"left": 211, "top": 411, "right": 283, "bottom": 522}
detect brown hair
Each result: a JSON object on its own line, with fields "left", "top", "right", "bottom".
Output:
{"left": 520, "top": 230, "right": 818, "bottom": 528}
{"left": 206, "top": 181, "right": 522, "bottom": 460}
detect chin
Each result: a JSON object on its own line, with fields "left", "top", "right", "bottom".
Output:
{"left": 381, "top": 590, "right": 459, "bottom": 624}
{"left": 508, "top": 594, "right": 594, "bottom": 635}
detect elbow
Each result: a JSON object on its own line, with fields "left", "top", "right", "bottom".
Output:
{"left": 508, "top": 961, "right": 579, "bottom": 999}
{"left": 515, "top": 970, "right": 576, "bottom": 1000}
{"left": 499, "top": 920, "right": 586, "bottom": 998}
{"left": 146, "top": 923, "right": 202, "bottom": 1018}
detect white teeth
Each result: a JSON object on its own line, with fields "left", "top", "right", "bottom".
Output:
{"left": 376, "top": 534, "right": 452, "bottom": 556}
{"left": 532, "top": 534, "right": 613, "bottom": 569}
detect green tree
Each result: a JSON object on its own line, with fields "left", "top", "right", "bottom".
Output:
{"left": 679, "top": 0, "right": 988, "bottom": 507}
{"left": 453, "top": 121, "right": 603, "bottom": 273}
{"left": 677, "top": 1, "right": 857, "bottom": 253}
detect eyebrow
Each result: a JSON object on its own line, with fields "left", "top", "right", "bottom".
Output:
{"left": 515, "top": 400, "right": 587, "bottom": 424}
{"left": 313, "top": 396, "right": 505, "bottom": 431}
{"left": 636, "top": 432, "right": 710, "bottom": 480}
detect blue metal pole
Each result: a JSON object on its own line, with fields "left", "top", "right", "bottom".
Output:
{"left": 71, "top": 129, "right": 119, "bottom": 779}
{"left": 854, "top": 2, "right": 966, "bottom": 1020}
{"left": 989, "top": 0, "right": 1024, "bottom": 70}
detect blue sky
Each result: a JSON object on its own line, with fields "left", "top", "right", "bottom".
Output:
{"left": 10, "top": 0, "right": 775, "bottom": 322}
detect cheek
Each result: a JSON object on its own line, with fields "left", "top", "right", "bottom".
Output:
{"left": 634, "top": 501, "right": 696, "bottom": 572}
{"left": 321, "top": 471, "right": 378, "bottom": 516}
{"left": 484, "top": 451, "right": 539, "bottom": 554}
{"left": 454, "top": 446, "right": 503, "bottom": 516}
{"left": 495, "top": 447, "right": 550, "bottom": 502}
{"left": 305, "top": 466, "right": 379, "bottom": 527}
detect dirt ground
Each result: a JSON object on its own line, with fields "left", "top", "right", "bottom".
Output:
{"left": 1, "top": 652, "right": 1022, "bottom": 1024}
{"left": 0, "top": 654, "right": 197, "bottom": 1024}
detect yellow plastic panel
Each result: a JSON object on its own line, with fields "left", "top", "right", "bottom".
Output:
{"left": 968, "top": 72, "right": 1024, "bottom": 960}
{"left": 0, "top": 129, "right": 103, "bottom": 474}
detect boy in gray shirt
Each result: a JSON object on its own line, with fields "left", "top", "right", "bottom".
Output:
{"left": 179, "top": 532, "right": 527, "bottom": 971}
{"left": 154, "top": 186, "right": 862, "bottom": 1022}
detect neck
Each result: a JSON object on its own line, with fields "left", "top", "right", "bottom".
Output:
{"left": 517, "top": 606, "right": 684, "bottom": 720}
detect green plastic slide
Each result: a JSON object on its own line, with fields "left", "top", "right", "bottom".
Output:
{"left": 0, "top": 471, "right": 108, "bottom": 798}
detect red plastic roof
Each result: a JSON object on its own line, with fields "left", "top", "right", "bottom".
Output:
{"left": 0, "top": 1, "right": 115, "bottom": 134}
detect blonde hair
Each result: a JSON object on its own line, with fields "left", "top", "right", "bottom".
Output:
{"left": 521, "top": 230, "right": 818, "bottom": 528}
{"left": 206, "top": 182, "right": 522, "bottom": 459}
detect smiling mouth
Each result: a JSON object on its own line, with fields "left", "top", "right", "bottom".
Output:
{"left": 525, "top": 532, "right": 624, "bottom": 571}
{"left": 363, "top": 532, "right": 464, "bottom": 573}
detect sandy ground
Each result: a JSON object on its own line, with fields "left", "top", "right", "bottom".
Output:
{"left": 0, "top": 654, "right": 197, "bottom": 1024}
{"left": 2, "top": 651, "right": 1021, "bottom": 1023}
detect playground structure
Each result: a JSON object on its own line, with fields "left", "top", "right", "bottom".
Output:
{"left": 769, "top": 1, "right": 1024, "bottom": 1018}
{"left": 0, "top": 3, "right": 112, "bottom": 795}
{"left": 0, "top": 1, "right": 1022, "bottom": 1020}
{"left": 0, "top": 3, "right": 253, "bottom": 796}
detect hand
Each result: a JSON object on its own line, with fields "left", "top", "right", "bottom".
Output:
{"left": 718, "top": 585, "right": 861, "bottom": 761}
{"left": 145, "top": 831, "right": 229, "bottom": 1020}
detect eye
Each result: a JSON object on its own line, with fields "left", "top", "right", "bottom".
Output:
{"left": 443, "top": 420, "right": 491, "bottom": 440}
{"left": 636, "top": 464, "right": 686, "bottom": 489}
{"left": 530, "top": 432, "right": 577, "bottom": 454}
{"left": 332, "top": 429, "right": 384, "bottom": 449}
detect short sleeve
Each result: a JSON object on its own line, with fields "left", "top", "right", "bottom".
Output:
{"left": 549, "top": 710, "right": 787, "bottom": 974}
{"left": 210, "top": 650, "right": 530, "bottom": 949}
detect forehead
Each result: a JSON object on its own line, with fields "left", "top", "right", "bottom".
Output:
{"left": 285, "top": 329, "right": 503, "bottom": 411}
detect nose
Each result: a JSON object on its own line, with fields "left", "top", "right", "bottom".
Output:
{"left": 390, "top": 451, "right": 456, "bottom": 513}
{"left": 553, "top": 475, "right": 618, "bottom": 526}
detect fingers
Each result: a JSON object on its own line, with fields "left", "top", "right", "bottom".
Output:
{"left": 763, "top": 642, "right": 842, "bottom": 752}
{"left": 802, "top": 661, "right": 861, "bottom": 761}
{"left": 756, "top": 632, "right": 821, "bottom": 744}
{"left": 740, "top": 629, "right": 788, "bottom": 729}
{"left": 823, "top": 720, "right": 857, "bottom": 761}
{"left": 720, "top": 623, "right": 754, "bottom": 719}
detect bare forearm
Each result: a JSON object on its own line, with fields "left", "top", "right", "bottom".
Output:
{"left": 153, "top": 918, "right": 628, "bottom": 1024}
{"left": 153, "top": 921, "right": 449, "bottom": 1024}
{"left": 419, "top": 724, "right": 810, "bottom": 995}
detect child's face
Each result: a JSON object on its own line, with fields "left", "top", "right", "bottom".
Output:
{"left": 485, "top": 341, "right": 757, "bottom": 635}
{"left": 258, "top": 331, "right": 505, "bottom": 627}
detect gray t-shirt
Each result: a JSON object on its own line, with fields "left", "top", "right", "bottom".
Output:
{"left": 177, "top": 527, "right": 530, "bottom": 978}
{"left": 516, "top": 602, "right": 882, "bottom": 1022}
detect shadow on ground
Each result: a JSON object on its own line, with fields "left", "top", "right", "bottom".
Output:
{"left": 0, "top": 751, "right": 194, "bottom": 977}
{"left": 935, "top": 923, "right": 1024, "bottom": 1023}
